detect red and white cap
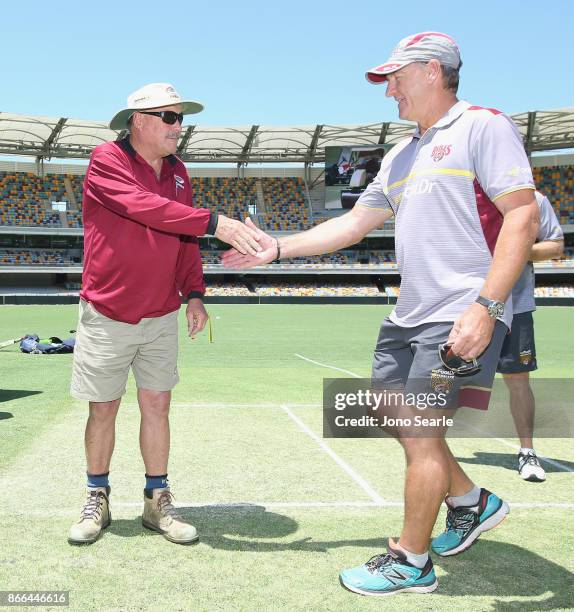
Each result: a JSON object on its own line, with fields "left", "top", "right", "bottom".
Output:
{"left": 366, "top": 32, "right": 461, "bottom": 84}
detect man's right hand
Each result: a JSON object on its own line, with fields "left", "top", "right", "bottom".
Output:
{"left": 214, "top": 215, "right": 263, "bottom": 255}
{"left": 222, "top": 218, "right": 277, "bottom": 268}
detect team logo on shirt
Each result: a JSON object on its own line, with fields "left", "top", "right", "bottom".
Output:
{"left": 431, "top": 144, "right": 452, "bottom": 162}
{"left": 174, "top": 175, "right": 185, "bottom": 191}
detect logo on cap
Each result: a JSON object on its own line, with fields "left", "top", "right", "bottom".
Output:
{"left": 374, "top": 62, "right": 403, "bottom": 73}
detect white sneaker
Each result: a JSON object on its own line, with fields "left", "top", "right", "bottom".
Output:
{"left": 518, "top": 451, "right": 546, "bottom": 482}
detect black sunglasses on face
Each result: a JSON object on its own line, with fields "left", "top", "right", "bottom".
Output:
{"left": 438, "top": 343, "right": 482, "bottom": 377}
{"left": 138, "top": 110, "right": 184, "bottom": 125}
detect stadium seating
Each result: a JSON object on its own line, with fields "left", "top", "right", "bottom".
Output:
{"left": 532, "top": 165, "right": 574, "bottom": 224}
{"left": 1, "top": 166, "right": 574, "bottom": 230}
{"left": 201, "top": 250, "right": 221, "bottom": 264}
{"left": 205, "top": 281, "right": 254, "bottom": 296}
{"left": 534, "top": 284, "right": 574, "bottom": 297}
{"left": 0, "top": 172, "right": 65, "bottom": 227}
{"left": 68, "top": 175, "right": 84, "bottom": 206}
{"left": 67, "top": 211, "right": 83, "bottom": 228}
{"left": 200, "top": 250, "right": 398, "bottom": 267}
{"left": 261, "top": 177, "right": 310, "bottom": 230}
{"left": 190, "top": 177, "right": 257, "bottom": 219}
{"left": 0, "top": 170, "right": 571, "bottom": 303}
{"left": 0, "top": 248, "right": 72, "bottom": 265}
{"left": 252, "top": 280, "right": 381, "bottom": 297}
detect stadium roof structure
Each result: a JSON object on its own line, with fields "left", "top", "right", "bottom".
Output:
{"left": 0, "top": 107, "right": 573, "bottom": 165}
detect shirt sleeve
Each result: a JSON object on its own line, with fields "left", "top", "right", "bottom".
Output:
{"left": 175, "top": 175, "right": 206, "bottom": 298}
{"left": 175, "top": 236, "right": 205, "bottom": 299}
{"left": 355, "top": 161, "right": 394, "bottom": 211}
{"left": 537, "top": 192, "right": 564, "bottom": 242}
{"left": 84, "top": 146, "right": 214, "bottom": 236}
{"left": 473, "top": 113, "right": 535, "bottom": 201}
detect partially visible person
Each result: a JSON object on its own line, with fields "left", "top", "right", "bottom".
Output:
{"left": 68, "top": 83, "right": 261, "bottom": 546}
{"left": 497, "top": 190, "right": 564, "bottom": 482}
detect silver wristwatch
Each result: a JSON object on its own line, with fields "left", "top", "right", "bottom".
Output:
{"left": 475, "top": 295, "right": 504, "bottom": 318}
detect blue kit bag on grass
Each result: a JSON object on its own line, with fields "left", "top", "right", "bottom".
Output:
{"left": 20, "top": 334, "right": 75, "bottom": 354}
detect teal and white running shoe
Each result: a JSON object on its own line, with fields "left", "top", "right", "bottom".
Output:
{"left": 431, "top": 488, "right": 509, "bottom": 557}
{"left": 339, "top": 547, "right": 438, "bottom": 597}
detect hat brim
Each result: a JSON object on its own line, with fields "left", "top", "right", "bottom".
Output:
{"left": 109, "top": 100, "right": 204, "bottom": 131}
{"left": 365, "top": 60, "right": 412, "bottom": 84}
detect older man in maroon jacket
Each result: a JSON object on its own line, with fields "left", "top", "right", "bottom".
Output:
{"left": 68, "top": 83, "right": 261, "bottom": 545}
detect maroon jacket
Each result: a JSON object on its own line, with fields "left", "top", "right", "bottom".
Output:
{"left": 80, "top": 138, "right": 217, "bottom": 323}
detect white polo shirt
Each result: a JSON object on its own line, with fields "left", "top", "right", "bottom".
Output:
{"left": 357, "top": 100, "right": 535, "bottom": 329}
{"left": 511, "top": 191, "right": 563, "bottom": 314}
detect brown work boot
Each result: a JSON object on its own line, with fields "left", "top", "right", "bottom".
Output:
{"left": 142, "top": 487, "right": 198, "bottom": 544}
{"left": 68, "top": 486, "right": 111, "bottom": 544}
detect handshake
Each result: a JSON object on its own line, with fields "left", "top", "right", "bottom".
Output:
{"left": 214, "top": 216, "right": 278, "bottom": 269}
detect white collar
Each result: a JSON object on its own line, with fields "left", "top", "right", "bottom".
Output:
{"left": 414, "top": 100, "right": 471, "bottom": 137}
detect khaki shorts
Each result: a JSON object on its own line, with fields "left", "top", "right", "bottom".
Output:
{"left": 70, "top": 300, "right": 179, "bottom": 402}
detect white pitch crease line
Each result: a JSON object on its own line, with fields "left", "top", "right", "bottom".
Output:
{"left": 295, "top": 355, "right": 574, "bottom": 475}
{"left": 294, "top": 353, "right": 362, "bottom": 378}
{"left": 111, "top": 501, "right": 401, "bottom": 509}
{"left": 508, "top": 502, "right": 574, "bottom": 509}
{"left": 281, "top": 404, "right": 385, "bottom": 505}
{"left": 109, "top": 501, "right": 574, "bottom": 510}
{"left": 5, "top": 502, "right": 574, "bottom": 517}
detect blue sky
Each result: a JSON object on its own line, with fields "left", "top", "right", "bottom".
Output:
{"left": 1, "top": 0, "right": 572, "bottom": 126}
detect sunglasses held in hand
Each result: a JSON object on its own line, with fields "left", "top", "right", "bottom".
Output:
{"left": 438, "top": 343, "right": 481, "bottom": 376}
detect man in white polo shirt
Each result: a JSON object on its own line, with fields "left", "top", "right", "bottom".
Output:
{"left": 223, "top": 31, "right": 539, "bottom": 596}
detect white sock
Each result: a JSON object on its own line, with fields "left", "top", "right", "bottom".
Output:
{"left": 394, "top": 542, "right": 428, "bottom": 569}
{"left": 520, "top": 447, "right": 535, "bottom": 455}
{"left": 447, "top": 484, "right": 481, "bottom": 508}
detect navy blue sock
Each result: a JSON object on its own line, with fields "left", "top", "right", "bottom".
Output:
{"left": 145, "top": 474, "right": 168, "bottom": 490}
{"left": 87, "top": 472, "right": 109, "bottom": 489}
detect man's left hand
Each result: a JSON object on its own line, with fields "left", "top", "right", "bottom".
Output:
{"left": 447, "top": 302, "right": 496, "bottom": 361}
{"left": 186, "top": 298, "right": 208, "bottom": 339}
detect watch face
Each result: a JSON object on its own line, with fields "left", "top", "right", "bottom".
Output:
{"left": 489, "top": 302, "right": 504, "bottom": 317}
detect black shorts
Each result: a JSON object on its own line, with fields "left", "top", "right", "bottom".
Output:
{"left": 497, "top": 311, "right": 537, "bottom": 374}
{"left": 372, "top": 318, "right": 507, "bottom": 410}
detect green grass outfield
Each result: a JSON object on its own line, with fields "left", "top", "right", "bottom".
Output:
{"left": 0, "top": 304, "right": 573, "bottom": 611}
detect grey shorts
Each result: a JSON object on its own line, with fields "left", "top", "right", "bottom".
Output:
{"left": 372, "top": 318, "right": 507, "bottom": 410}
{"left": 70, "top": 300, "right": 179, "bottom": 402}
{"left": 497, "top": 311, "right": 537, "bottom": 374}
